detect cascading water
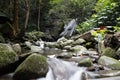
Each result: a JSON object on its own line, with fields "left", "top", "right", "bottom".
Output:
{"left": 37, "top": 58, "right": 86, "bottom": 80}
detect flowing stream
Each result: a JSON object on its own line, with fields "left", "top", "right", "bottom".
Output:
{"left": 37, "top": 58, "right": 86, "bottom": 80}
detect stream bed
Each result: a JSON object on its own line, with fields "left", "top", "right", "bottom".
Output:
{"left": 0, "top": 48, "right": 120, "bottom": 80}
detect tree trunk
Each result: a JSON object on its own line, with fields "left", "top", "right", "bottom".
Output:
{"left": 37, "top": 3, "right": 40, "bottom": 31}
{"left": 9, "top": 0, "right": 13, "bottom": 18}
{"left": 13, "top": 0, "right": 19, "bottom": 37}
{"left": 24, "top": 0, "right": 30, "bottom": 32}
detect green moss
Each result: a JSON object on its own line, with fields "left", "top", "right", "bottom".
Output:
{"left": 14, "top": 53, "right": 48, "bottom": 80}
{"left": 102, "top": 47, "right": 117, "bottom": 58}
{"left": 78, "top": 57, "right": 93, "bottom": 67}
{"left": 24, "top": 31, "right": 45, "bottom": 41}
{"left": 98, "top": 56, "right": 120, "bottom": 70}
{"left": 0, "top": 51, "right": 18, "bottom": 67}
{"left": 0, "top": 44, "right": 18, "bottom": 68}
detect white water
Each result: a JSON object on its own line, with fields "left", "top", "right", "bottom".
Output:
{"left": 60, "top": 19, "right": 77, "bottom": 37}
{"left": 37, "top": 58, "right": 86, "bottom": 80}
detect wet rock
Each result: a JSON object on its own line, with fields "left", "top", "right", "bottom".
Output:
{"left": 83, "top": 50, "right": 98, "bottom": 55}
{"left": 13, "top": 53, "right": 48, "bottom": 80}
{"left": 78, "top": 57, "right": 93, "bottom": 67}
{"left": 45, "top": 42, "right": 59, "bottom": 48}
{"left": 72, "top": 38, "right": 86, "bottom": 46}
{"left": 64, "top": 45, "right": 72, "bottom": 50}
{"left": 101, "top": 47, "right": 117, "bottom": 59}
{"left": 87, "top": 66, "right": 95, "bottom": 71}
{"left": 35, "top": 40, "right": 45, "bottom": 49}
{"left": 67, "top": 56, "right": 89, "bottom": 63}
{"left": 57, "top": 37, "right": 68, "bottom": 43}
{"left": 97, "top": 70, "right": 120, "bottom": 77}
{"left": 87, "top": 70, "right": 120, "bottom": 79}
{"left": 84, "top": 50, "right": 99, "bottom": 62}
{"left": 62, "top": 40, "right": 74, "bottom": 46}
{"left": 57, "top": 39, "right": 74, "bottom": 48}
{"left": 87, "top": 74, "right": 120, "bottom": 80}
{"left": 98, "top": 56, "right": 120, "bottom": 70}
{"left": 12, "top": 43, "right": 22, "bottom": 55}
{"left": 25, "top": 41, "right": 32, "bottom": 48}
{"left": 57, "top": 37, "right": 74, "bottom": 48}
{"left": 0, "top": 43, "right": 18, "bottom": 75}
{"left": 56, "top": 51, "right": 72, "bottom": 59}
{"left": 30, "top": 45, "right": 43, "bottom": 53}
{"left": 70, "top": 45, "right": 87, "bottom": 52}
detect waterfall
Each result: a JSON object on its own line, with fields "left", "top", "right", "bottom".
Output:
{"left": 37, "top": 58, "right": 86, "bottom": 80}
{"left": 60, "top": 19, "right": 77, "bottom": 37}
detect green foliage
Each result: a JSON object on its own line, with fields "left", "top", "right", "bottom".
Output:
{"left": 94, "top": 0, "right": 115, "bottom": 12}
{"left": 76, "top": 19, "right": 95, "bottom": 34}
{"left": 23, "top": 31, "right": 45, "bottom": 41}
{"left": 77, "top": 0, "right": 120, "bottom": 34}
{"left": 49, "top": 0, "right": 97, "bottom": 24}
{"left": 113, "top": 26, "right": 120, "bottom": 32}
{"left": 50, "top": 0, "right": 63, "bottom": 4}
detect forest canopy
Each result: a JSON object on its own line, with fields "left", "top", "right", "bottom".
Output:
{"left": 0, "top": 0, "right": 120, "bottom": 40}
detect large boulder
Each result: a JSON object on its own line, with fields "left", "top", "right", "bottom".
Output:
{"left": 13, "top": 53, "right": 48, "bottom": 80}
{"left": 78, "top": 57, "right": 93, "bottom": 67}
{"left": 0, "top": 43, "right": 18, "bottom": 75}
{"left": 98, "top": 56, "right": 120, "bottom": 70}
{"left": 101, "top": 47, "right": 117, "bottom": 59}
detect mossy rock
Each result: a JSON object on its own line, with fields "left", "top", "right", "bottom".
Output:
{"left": 13, "top": 53, "right": 48, "bottom": 80}
{"left": 101, "top": 47, "right": 117, "bottom": 59}
{"left": 23, "top": 31, "right": 45, "bottom": 41}
{"left": 70, "top": 45, "right": 87, "bottom": 52}
{"left": 45, "top": 42, "right": 59, "bottom": 48}
{"left": 0, "top": 43, "right": 18, "bottom": 68}
{"left": 72, "top": 38, "right": 86, "bottom": 46}
{"left": 78, "top": 57, "right": 93, "bottom": 67}
{"left": 98, "top": 56, "right": 120, "bottom": 70}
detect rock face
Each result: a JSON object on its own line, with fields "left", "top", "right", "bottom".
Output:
{"left": 98, "top": 56, "right": 120, "bottom": 70}
{"left": 13, "top": 53, "right": 48, "bottom": 80}
{"left": 0, "top": 43, "right": 18, "bottom": 75}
